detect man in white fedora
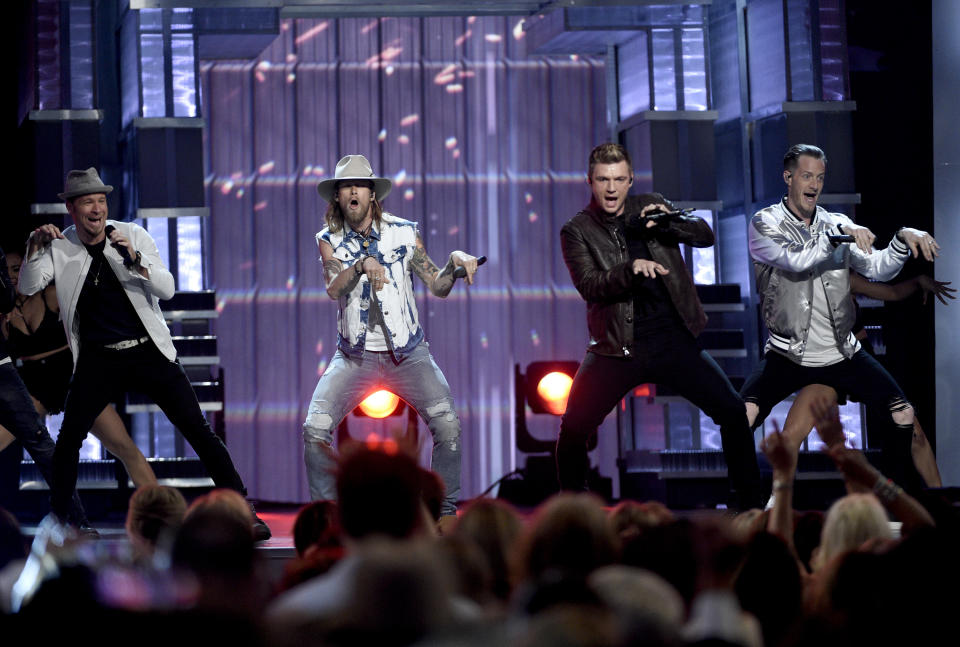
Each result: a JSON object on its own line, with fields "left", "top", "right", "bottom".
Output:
{"left": 305, "top": 154, "right": 479, "bottom": 520}
{"left": 19, "top": 167, "right": 271, "bottom": 540}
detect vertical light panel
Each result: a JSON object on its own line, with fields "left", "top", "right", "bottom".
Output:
{"left": 785, "top": 0, "right": 815, "bottom": 101}
{"left": 171, "top": 9, "right": 198, "bottom": 117}
{"left": 178, "top": 216, "right": 203, "bottom": 290}
{"left": 617, "top": 32, "right": 650, "bottom": 119}
{"left": 818, "top": 0, "right": 848, "bottom": 101}
{"left": 746, "top": 0, "right": 786, "bottom": 110}
{"left": 68, "top": 1, "right": 95, "bottom": 109}
{"left": 35, "top": 0, "right": 62, "bottom": 110}
{"left": 140, "top": 31, "right": 167, "bottom": 117}
{"left": 120, "top": 9, "right": 140, "bottom": 126}
{"left": 691, "top": 209, "right": 716, "bottom": 284}
{"left": 681, "top": 27, "right": 708, "bottom": 110}
{"left": 651, "top": 29, "right": 677, "bottom": 110}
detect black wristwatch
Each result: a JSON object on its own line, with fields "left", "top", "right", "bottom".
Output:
{"left": 124, "top": 250, "right": 142, "bottom": 268}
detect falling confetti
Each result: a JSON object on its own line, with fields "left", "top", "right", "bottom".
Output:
{"left": 254, "top": 60, "right": 269, "bottom": 83}
{"left": 434, "top": 64, "right": 457, "bottom": 85}
{"left": 445, "top": 137, "right": 457, "bottom": 149}
{"left": 286, "top": 72, "right": 296, "bottom": 83}
{"left": 254, "top": 201, "right": 268, "bottom": 211}
{"left": 448, "top": 226, "right": 460, "bottom": 235}
{"left": 446, "top": 84, "right": 463, "bottom": 94}
{"left": 531, "top": 329, "right": 540, "bottom": 346}
{"left": 286, "top": 53, "right": 296, "bottom": 63}
{"left": 385, "top": 65, "right": 395, "bottom": 75}
{"left": 378, "top": 129, "right": 387, "bottom": 141}
{"left": 216, "top": 299, "right": 226, "bottom": 314}
{"left": 454, "top": 30, "right": 472, "bottom": 47}
{"left": 220, "top": 180, "right": 234, "bottom": 195}
{"left": 258, "top": 161, "right": 275, "bottom": 174}
{"left": 317, "top": 359, "right": 328, "bottom": 375}
{"left": 397, "top": 134, "right": 410, "bottom": 145}
{"left": 400, "top": 114, "right": 419, "bottom": 127}
{"left": 394, "top": 169, "right": 407, "bottom": 185}
{"left": 485, "top": 34, "right": 502, "bottom": 43}
{"left": 513, "top": 19, "right": 526, "bottom": 40}
{"left": 452, "top": 149, "right": 460, "bottom": 159}
{"left": 480, "top": 333, "right": 489, "bottom": 349}
{"left": 524, "top": 192, "right": 533, "bottom": 204}
{"left": 236, "top": 188, "right": 245, "bottom": 198}
{"left": 404, "top": 189, "right": 414, "bottom": 200}
{"left": 294, "top": 21, "right": 329, "bottom": 45}
{"left": 315, "top": 340, "right": 323, "bottom": 354}
{"left": 528, "top": 211, "right": 538, "bottom": 222}
{"left": 286, "top": 276, "right": 295, "bottom": 290}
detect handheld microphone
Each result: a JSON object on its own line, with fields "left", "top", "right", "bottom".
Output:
{"left": 453, "top": 255, "right": 486, "bottom": 279}
{"left": 104, "top": 225, "right": 135, "bottom": 266}
{"left": 645, "top": 208, "right": 694, "bottom": 222}
{"left": 828, "top": 235, "right": 856, "bottom": 245}
{"left": 625, "top": 208, "right": 693, "bottom": 229}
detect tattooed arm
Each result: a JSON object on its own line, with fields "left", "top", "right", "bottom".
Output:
{"left": 408, "top": 235, "right": 478, "bottom": 297}
{"left": 320, "top": 238, "right": 364, "bottom": 299}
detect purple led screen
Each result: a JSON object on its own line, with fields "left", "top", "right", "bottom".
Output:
{"left": 200, "top": 17, "right": 608, "bottom": 502}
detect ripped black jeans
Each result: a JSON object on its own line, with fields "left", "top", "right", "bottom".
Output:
{"left": 741, "top": 349, "right": 924, "bottom": 493}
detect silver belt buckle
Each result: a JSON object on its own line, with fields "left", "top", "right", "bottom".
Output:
{"left": 104, "top": 336, "right": 148, "bottom": 350}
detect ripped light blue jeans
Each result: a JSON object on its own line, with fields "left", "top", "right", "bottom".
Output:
{"left": 303, "top": 341, "right": 461, "bottom": 515}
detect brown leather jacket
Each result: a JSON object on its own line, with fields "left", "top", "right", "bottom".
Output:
{"left": 560, "top": 193, "right": 713, "bottom": 358}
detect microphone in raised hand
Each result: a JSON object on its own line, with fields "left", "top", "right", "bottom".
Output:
{"left": 453, "top": 255, "right": 487, "bottom": 280}
{"left": 104, "top": 225, "right": 134, "bottom": 265}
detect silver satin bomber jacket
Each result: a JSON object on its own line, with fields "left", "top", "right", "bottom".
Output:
{"left": 749, "top": 199, "right": 911, "bottom": 363}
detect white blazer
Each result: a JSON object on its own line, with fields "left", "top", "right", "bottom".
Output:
{"left": 19, "top": 220, "right": 177, "bottom": 369}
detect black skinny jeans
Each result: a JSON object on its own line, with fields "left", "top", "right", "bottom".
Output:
{"left": 0, "top": 361, "right": 87, "bottom": 523}
{"left": 50, "top": 342, "right": 246, "bottom": 518}
{"left": 740, "top": 349, "right": 924, "bottom": 494}
{"left": 558, "top": 327, "right": 762, "bottom": 509}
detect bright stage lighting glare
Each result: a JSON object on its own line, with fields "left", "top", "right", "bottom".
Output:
{"left": 536, "top": 371, "right": 573, "bottom": 415}
{"left": 357, "top": 389, "right": 401, "bottom": 418}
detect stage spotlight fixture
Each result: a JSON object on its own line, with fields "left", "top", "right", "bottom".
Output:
{"left": 524, "top": 361, "right": 580, "bottom": 415}
{"left": 354, "top": 389, "right": 405, "bottom": 418}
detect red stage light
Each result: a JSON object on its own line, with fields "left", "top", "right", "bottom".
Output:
{"left": 523, "top": 361, "right": 580, "bottom": 415}
{"left": 536, "top": 371, "right": 574, "bottom": 416}
{"left": 633, "top": 384, "right": 655, "bottom": 398}
{"left": 357, "top": 390, "right": 402, "bottom": 418}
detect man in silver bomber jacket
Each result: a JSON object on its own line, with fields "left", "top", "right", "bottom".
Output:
{"left": 740, "top": 144, "right": 939, "bottom": 494}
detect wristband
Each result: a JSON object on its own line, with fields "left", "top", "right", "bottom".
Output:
{"left": 124, "top": 250, "right": 142, "bottom": 268}
{"left": 872, "top": 476, "right": 902, "bottom": 503}
{"left": 772, "top": 480, "right": 793, "bottom": 491}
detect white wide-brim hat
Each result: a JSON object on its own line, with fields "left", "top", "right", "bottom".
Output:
{"left": 316, "top": 155, "right": 392, "bottom": 202}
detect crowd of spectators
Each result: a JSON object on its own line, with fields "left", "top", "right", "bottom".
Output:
{"left": 1, "top": 403, "right": 959, "bottom": 646}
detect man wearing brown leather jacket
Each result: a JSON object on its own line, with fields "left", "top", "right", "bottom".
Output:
{"left": 558, "top": 143, "right": 761, "bottom": 509}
